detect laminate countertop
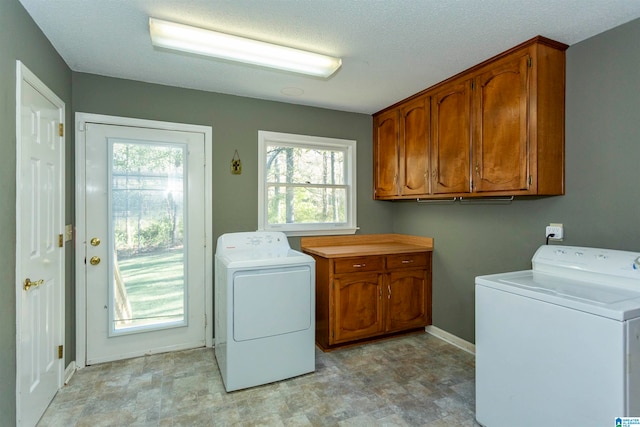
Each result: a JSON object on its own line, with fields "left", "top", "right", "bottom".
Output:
{"left": 300, "top": 234, "right": 433, "bottom": 258}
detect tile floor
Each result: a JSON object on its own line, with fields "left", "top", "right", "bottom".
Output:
{"left": 38, "top": 333, "right": 479, "bottom": 426}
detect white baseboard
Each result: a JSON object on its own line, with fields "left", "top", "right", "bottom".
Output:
{"left": 425, "top": 325, "right": 475, "bottom": 355}
{"left": 64, "top": 361, "right": 76, "bottom": 384}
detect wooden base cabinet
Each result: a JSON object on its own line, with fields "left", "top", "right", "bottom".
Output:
{"left": 387, "top": 268, "right": 430, "bottom": 332}
{"left": 334, "top": 272, "right": 384, "bottom": 343}
{"left": 301, "top": 234, "right": 433, "bottom": 351}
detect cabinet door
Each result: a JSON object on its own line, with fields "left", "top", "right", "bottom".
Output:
{"left": 333, "top": 273, "right": 384, "bottom": 343}
{"left": 399, "top": 96, "right": 430, "bottom": 196}
{"left": 373, "top": 109, "right": 400, "bottom": 198}
{"left": 386, "top": 269, "right": 428, "bottom": 332}
{"left": 473, "top": 53, "right": 530, "bottom": 192}
{"left": 431, "top": 80, "right": 472, "bottom": 194}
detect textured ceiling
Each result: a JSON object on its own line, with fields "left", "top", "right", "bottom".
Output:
{"left": 18, "top": 0, "right": 640, "bottom": 114}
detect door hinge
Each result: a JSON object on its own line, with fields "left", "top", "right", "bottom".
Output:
{"left": 205, "top": 314, "right": 208, "bottom": 328}
{"left": 58, "top": 345, "right": 63, "bottom": 359}
{"left": 58, "top": 234, "right": 64, "bottom": 248}
{"left": 58, "top": 123, "right": 64, "bottom": 137}
{"left": 527, "top": 57, "right": 532, "bottom": 68}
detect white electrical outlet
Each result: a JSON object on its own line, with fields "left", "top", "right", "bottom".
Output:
{"left": 545, "top": 223, "right": 563, "bottom": 241}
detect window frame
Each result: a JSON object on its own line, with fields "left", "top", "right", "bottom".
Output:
{"left": 258, "top": 130, "right": 357, "bottom": 236}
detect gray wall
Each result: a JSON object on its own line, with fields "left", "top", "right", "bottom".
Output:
{"left": 3, "top": 0, "right": 639, "bottom": 421}
{"left": 73, "top": 18, "right": 640, "bottom": 347}
{"left": 391, "top": 18, "right": 640, "bottom": 343}
{"left": 71, "top": 74, "right": 394, "bottom": 247}
{"left": 0, "top": 1, "right": 72, "bottom": 423}
{"left": 70, "top": 74, "right": 393, "bottom": 373}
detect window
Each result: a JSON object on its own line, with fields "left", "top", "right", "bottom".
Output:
{"left": 258, "top": 131, "right": 357, "bottom": 236}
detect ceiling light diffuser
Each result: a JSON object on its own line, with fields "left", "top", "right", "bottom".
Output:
{"left": 149, "top": 18, "right": 342, "bottom": 78}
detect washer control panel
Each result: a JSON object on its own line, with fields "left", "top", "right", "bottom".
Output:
{"left": 532, "top": 245, "right": 640, "bottom": 279}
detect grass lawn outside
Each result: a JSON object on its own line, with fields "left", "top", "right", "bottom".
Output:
{"left": 115, "top": 247, "right": 185, "bottom": 330}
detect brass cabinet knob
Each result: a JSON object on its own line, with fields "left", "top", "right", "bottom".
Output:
{"left": 89, "top": 256, "right": 101, "bottom": 266}
{"left": 90, "top": 237, "right": 101, "bottom": 246}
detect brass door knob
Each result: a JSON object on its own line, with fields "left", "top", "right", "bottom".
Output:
{"left": 89, "top": 256, "right": 101, "bottom": 265}
{"left": 90, "top": 237, "right": 101, "bottom": 246}
{"left": 24, "top": 278, "right": 44, "bottom": 291}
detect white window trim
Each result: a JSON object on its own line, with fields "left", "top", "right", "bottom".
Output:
{"left": 258, "top": 130, "right": 357, "bottom": 236}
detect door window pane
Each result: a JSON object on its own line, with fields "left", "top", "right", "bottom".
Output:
{"left": 109, "top": 140, "right": 186, "bottom": 334}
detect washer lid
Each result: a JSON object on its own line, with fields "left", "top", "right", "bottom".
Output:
{"left": 476, "top": 270, "right": 640, "bottom": 321}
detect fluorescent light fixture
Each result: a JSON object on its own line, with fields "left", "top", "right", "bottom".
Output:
{"left": 149, "top": 18, "right": 342, "bottom": 78}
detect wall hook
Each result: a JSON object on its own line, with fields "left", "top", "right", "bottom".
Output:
{"left": 231, "top": 150, "right": 242, "bottom": 175}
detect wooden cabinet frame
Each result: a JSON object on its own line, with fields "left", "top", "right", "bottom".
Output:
{"left": 374, "top": 96, "right": 430, "bottom": 198}
{"left": 302, "top": 234, "right": 433, "bottom": 351}
{"left": 373, "top": 35, "right": 568, "bottom": 200}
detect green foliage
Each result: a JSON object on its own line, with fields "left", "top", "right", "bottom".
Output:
{"left": 112, "top": 141, "right": 184, "bottom": 255}
{"left": 112, "top": 142, "right": 183, "bottom": 173}
{"left": 115, "top": 215, "right": 183, "bottom": 255}
{"left": 266, "top": 144, "right": 347, "bottom": 225}
{"left": 138, "top": 218, "right": 173, "bottom": 249}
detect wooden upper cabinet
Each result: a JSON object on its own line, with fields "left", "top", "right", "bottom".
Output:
{"left": 473, "top": 52, "right": 529, "bottom": 193}
{"left": 524, "top": 40, "right": 567, "bottom": 196}
{"left": 431, "top": 80, "right": 472, "bottom": 194}
{"left": 373, "top": 109, "right": 400, "bottom": 198}
{"left": 373, "top": 36, "right": 567, "bottom": 200}
{"left": 399, "top": 96, "right": 430, "bottom": 196}
{"left": 374, "top": 96, "right": 429, "bottom": 199}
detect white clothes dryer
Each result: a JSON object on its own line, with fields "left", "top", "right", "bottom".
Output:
{"left": 215, "top": 232, "right": 315, "bottom": 392}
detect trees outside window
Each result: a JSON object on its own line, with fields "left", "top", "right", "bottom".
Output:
{"left": 258, "top": 131, "right": 357, "bottom": 236}
{"left": 111, "top": 141, "right": 184, "bottom": 255}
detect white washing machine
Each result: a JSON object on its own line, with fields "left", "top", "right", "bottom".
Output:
{"left": 476, "top": 245, "right": 640, "bottom": 427}
{"left": 214, "top": 231, "right": 315, "bottom": 392}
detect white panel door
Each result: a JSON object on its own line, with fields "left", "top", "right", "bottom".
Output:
{"left": 16, "top": 62, "right": 65, "bottom": 427}
{"left": 83, "top": 122, "right": 208, "bottom": 365}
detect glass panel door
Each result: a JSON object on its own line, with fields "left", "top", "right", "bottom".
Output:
{"left": 84, "top": 122, "right": 207, "bottom": 365}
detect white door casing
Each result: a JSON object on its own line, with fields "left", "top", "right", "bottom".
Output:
{"left": 75, "top": 114, "right": 213, "bottom": 367}
{"left": 15, "top": 61, "right": 65, "bottom": 427}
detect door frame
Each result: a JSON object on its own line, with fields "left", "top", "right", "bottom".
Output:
{"left": 74, "top": 113, "right": 213, "bottom": 368}
{"left": 15, "top": 60, "right": 66, "bottom": 425}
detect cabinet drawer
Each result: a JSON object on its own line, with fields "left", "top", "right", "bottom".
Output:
{"left": 334, "top": 256, "right": 384, "bottom": 274}
{"left": 386, "top": 252, "right": 428, "bottom": 270}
